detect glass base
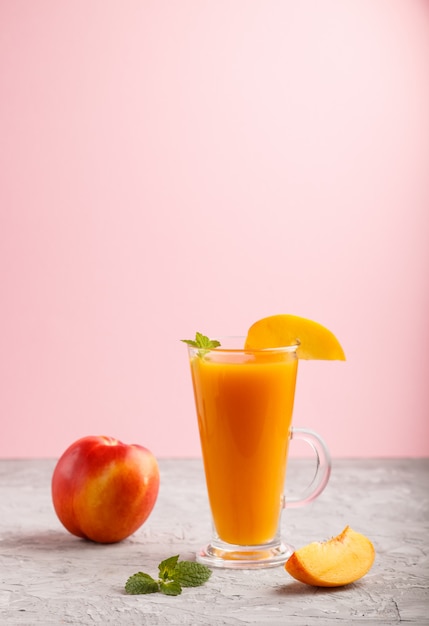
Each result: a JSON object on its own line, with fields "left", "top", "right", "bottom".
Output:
{"left": 196, "top": 539, "right": 294, "bottom": 569}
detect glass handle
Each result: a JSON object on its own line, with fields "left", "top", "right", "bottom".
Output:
{"left": 284, "top": 427, "right": 332, "bottom": 509}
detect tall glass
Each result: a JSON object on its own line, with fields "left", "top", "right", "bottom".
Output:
{"left": 186, "top": 337, "right": 331, "bottom": 568}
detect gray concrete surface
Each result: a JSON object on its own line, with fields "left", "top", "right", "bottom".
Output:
{"left": 0, "top": 458, "right": 428, "bottom": 625}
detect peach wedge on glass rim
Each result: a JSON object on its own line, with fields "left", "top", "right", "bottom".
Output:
{"left": 244, "top": 314, "right": 346, "bottom": 360}
{"left": 285, "top": 526, "right": 375, "bottom": 587}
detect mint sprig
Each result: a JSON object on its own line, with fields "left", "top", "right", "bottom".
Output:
{"left": 125, "top": 572, "right": 159, "bottom": 595}
{"left": 181, "top": 332, "right": 221, "bottom": 357}
{"left": 125, "top": 556, "right": 212, "bottom": 596}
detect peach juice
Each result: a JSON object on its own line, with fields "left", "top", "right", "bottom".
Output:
{"left": 189, "top": 343, "right": 298, "bottom": 546}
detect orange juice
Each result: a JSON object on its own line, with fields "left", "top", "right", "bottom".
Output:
{"left": 190, "top": 346, "right": 298, "bottom": 546}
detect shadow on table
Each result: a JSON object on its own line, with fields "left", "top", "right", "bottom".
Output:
{"left": 272, "top": 580, "right": 361, "bottom": 597}
{"left": 0, "top": 529, "right": 131, "bottom": 551}
{"left": 0, "top": 529, "right": 189, "bottom": 568}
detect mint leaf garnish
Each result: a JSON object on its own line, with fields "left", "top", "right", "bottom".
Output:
{"left": 181, "top": 332, "right": 221, "bottom": 357}
{"left": 160, "top": 580, "right": 182, "bottom": 596}
{"left": 124, "top": 556, "right": 212, "bottom": 596}
{"left": 125, "top": 572, "right": 159, "bottom": 595}
{"left": 158, "top": 555, "right": 180, "bottom": 581}
{"left": 173, "top": 561, "right": 212, "bottom": 587}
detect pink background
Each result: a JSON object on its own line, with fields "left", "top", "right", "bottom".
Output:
{"left": 1, "top": 1, "right": 428, "bottom": 459}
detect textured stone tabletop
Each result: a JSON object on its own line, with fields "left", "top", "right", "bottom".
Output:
{"left": 0, "top": 458, "right": 428, "bottom": 625}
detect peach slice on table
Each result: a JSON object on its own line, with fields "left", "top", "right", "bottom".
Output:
{"left": 285, "top": 526, "right": 375, "bottom": 587}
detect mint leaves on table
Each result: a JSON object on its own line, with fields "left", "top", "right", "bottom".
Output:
{"left": 125, "top": 555, "right": 212, "bottom": 596}
{"left": 181, "top": 332, "right": 221, "bottom": 357}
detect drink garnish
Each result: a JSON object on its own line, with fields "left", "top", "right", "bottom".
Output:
{"left": 181, "top": 332, "right": 221, "bottom": 357}
{"left": 245, "top": 314, "right": 345, "bottom": 360}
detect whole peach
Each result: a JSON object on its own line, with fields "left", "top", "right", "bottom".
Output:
{"left": 52, "top": 435, "right": 160, "bottom": 543}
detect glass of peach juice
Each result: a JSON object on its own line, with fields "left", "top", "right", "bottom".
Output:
{"left": 186, "top": 337, "right": 331, "bottom": 568}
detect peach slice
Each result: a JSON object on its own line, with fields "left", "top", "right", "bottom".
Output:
{"left": 245, "top": 314, "right": 345, "bottom": 360}
{"left": 285, "top": 526, "right": 375, "bottom": 587}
